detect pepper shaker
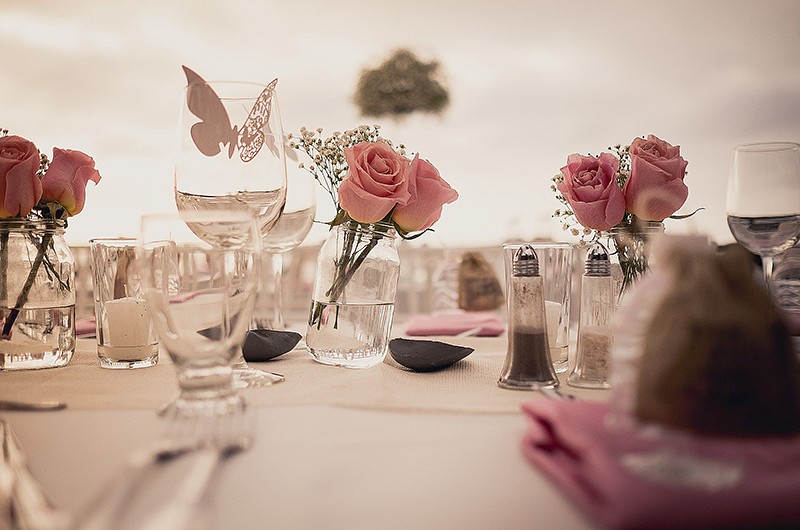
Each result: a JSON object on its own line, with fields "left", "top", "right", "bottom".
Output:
{"left": 568, "top": 241, "right": 614, "bottom": 389}
{"left": 499, "top": 245, "right": 558, "bottom": 390}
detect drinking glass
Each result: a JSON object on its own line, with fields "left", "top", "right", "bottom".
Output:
{"left": 727, "top": 142, "right": 800, "bottom": 285}
{"left": 174, "top": 69, "right": 288, "bottom": 387}
{"left": 137, "top": 211, "right": 261, "bottom": 417}
{"left": 253, "top": 161, "right": 316, "bottom": 330}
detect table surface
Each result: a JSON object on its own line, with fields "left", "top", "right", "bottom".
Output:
{"left": 1, "top": 336, "right": 607, "bottom": 529}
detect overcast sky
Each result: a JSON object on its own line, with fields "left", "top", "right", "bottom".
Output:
{"left": 2, "top": 0, "right": 799, "bottom": 247}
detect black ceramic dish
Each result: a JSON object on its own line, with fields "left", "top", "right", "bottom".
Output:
{"left": 389, "top": 338, "right": 474, "bottom": 372}
{"left": 242, "top": 329, "right": 303, "bottom": 362}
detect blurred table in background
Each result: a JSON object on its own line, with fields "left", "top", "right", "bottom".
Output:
{"left": 72, "top": 243, "right": 514, "bottom": 323}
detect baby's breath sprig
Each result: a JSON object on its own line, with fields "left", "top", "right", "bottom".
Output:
{"left": 288, "top": 124, "right": 406, "bottom": 224}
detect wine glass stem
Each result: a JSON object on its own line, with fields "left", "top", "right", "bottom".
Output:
{"left": 762, "top": 255, "right": 775, "bottom": 286}
{"left": 271, "top": 253, "right": 285, "bottom": 330}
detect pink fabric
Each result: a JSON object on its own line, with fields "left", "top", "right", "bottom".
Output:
{"left": 404, "top": 312, "right": 505, "bottom": 337}
{"left": 76, "top": 318, "right": 96, "bottom": 336}
{"left": 521, "top": 400, "right": 800, "bottom": 530}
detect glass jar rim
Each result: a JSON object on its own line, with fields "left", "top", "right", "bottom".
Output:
{"left": 339, "top": 219, "right": 397, "bottom": 238}
{"left": 0, "top": 217, "right": 67, "bottom": 232}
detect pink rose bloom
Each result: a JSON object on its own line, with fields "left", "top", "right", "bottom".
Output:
{"left": 0, "top": 135, "right": 43, "bottom": 218}
{"left": 393, "top": 154, "right": 458, "bottom": 232}
{"left": 624, "top": 134, "right": 688, "bottom": 221}
{"left": 557, "top": 153, "right": 625, "bottom": 231}
{"left": 338, "top": 141, "right": 411, "bottom": 224}
{"left": 41, "top": 148, "right": 102, "bottom": 216}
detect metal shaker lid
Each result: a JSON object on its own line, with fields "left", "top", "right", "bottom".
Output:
{"left": 585, "top": 241, "right": 610, "bottom": 277}
{"left": 512, "top": 245, "right": 540, "bottom": 277}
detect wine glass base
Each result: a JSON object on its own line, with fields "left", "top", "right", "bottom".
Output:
{"left": 233, "top": 365, "right": 285, "bottom": 388}
{"left": 158, "top": 391, "right": 246, "bottom": 418}
{"left": 158, "top": 394, "right": 255, "bottom": 451}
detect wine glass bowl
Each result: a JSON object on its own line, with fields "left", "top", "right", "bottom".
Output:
{"left": 726, "top": 142, "right": 800, "bottom": 284}
{"left": 174, "top": 77, "right": 288, "bottom": 240}
{"left": 137, "top": 210, "right": 261, "bottom": 416}
{"left": 254, "top": 161, "right": 317, "bottom": 330}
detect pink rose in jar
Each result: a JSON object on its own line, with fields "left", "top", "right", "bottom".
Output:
{"left": 0, "top": 135, "right": 43, "bottom": 218}
{"left": 557, "top": 153, "right": 625, "bottom": 231}
{"left": 41, "top": 148, "right": 102, "bottom": 216}
{"left": 624, "top": 134, "right": 688, "bottom": 221}
{"left": 393, "top": 154, "right": 458, "bottom": 232}
{"left": 338, "top": 141, "right": 411, "bottom": 224}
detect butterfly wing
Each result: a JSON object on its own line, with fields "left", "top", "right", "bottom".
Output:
{"left": 238, "top": 78, "right": 278, "bottom": 162}
{"left": 182, "top": 66, "right": 237, "bottom": 158}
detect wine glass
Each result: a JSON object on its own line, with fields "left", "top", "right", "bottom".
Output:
{"left": 253, "top": 159, "right": 317, "bottom": 330}
{"left": 174, "top": 70, "right": 288, "bottom": 387}
{"left": 727, "top": 142, "right": 800, "bottom": 285}
{"left": 137, "top": 210, "right": 261, "bottom": 417}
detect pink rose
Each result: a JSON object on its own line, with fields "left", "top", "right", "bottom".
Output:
{"left": 557, "top": 153, "right": 625, "bottom": 231}
{"left": 392, "top": 154, "right": 458, "bottom": 232}
{"left": 41, "top": 148, "right": 102, "bottom": 216}
{"left": 338, "top": 141, "right": 411, "bottom": 224}
{"left": 624, "top": 134, "right": 688, "bottom": 221}
{"left": 0, "top": 135, "right": 43, "bottom": 218}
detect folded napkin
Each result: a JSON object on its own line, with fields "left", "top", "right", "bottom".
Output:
{"left": 521, "top": 400, "right": 800, "bottom": 530}
{"left": 76, "top": 317, "right": 96, "bottom": 337}
{"left": 404, "top": 311, "right": 504, "bottom": 337}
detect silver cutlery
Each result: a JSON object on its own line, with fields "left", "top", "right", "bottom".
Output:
{"left": 0, "top": 400, "right": 67, "bottom": 412}
{"left": 538, "top": 387, "right": 577, "bottom": 401}
{"left": 1, "top": 418, "right": 72, "bottom": 530}
{"left": 75, "top": 405, "right": 252, "bottom": 530}
{"left": 138, "top": 442, "right": 247, "bottom": 530}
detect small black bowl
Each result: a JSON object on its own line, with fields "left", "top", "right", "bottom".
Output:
{"left": 242, "top": 329, "right": 302, "bottom": 362}
{"left": 389, "top": 338, "right": 474, "bottom": 372}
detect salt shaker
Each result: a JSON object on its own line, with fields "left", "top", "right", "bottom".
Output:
{"left": 568, "top": 241, "right": 614, "bottom": 389}
{"left": 499, "top": 245, "right": 558, "bottom": 389}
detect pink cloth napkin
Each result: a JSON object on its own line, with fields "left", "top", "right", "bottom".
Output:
{"left": 76, "top": 317, "right": 96, "bottom": 337}
{"left": 521, "top": 400, "right": 800, "bottom": 530}
{"left": 404, "top": 311, "right": 505, "bottom": 337}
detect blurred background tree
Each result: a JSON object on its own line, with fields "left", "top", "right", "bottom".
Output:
{"left": 354, "top": 49, "right": 449, "bottom": 118}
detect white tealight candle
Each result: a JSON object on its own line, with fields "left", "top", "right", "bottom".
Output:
{"left": 105, "top": 297, "right": 152, "bottom": 347}
{"left": 544, "top": 300, "right": 562, "bottom": 349}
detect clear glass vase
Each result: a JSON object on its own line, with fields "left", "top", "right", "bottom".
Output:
{"left": 305, "top": 221, "right": 400, "bottom": 368}
{"left": 0, "top": 219, "right": 76, "bottom": 370}
{"left": 605, "top": 220, "right": 664, "bottom": 299}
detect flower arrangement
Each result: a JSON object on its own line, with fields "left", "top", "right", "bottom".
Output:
{"left": 552, "top": 134, "right": 695, "bottom": 290}
{"left": 290, "top": 125, "right": 458, "bottom": 234}
{"left": 0, "top": 128, "right": 101, "bottom": 338}
{"left": 289, "top": 124, "right": 458, "bottom": 324}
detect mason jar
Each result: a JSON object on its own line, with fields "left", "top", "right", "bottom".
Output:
{"left": 305, "top": 220, "right": 400, "bottom": 368}
{"left": 0, "top": 218, "right": 76, "bottom": 370}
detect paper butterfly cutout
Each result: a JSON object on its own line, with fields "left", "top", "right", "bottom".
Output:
{"left": 182, "top": 65, "right": 279, "bottom": 162}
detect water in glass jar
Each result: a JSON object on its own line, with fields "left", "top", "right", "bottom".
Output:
{"left": 305, "top": 301, "right": 394, "bottom": 369}
{"left": 0, "top": 304, "right": 75, "bottom": 369}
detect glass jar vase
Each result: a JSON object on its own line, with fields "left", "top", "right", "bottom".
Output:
{"left": 605, "top": 220, "right": 665, "bottom": 299}
{"left": 305, "top": 221, "right": 400, "bottom": 368}
{"left": 0, "top": 219, "right": 76, "bottom": 370}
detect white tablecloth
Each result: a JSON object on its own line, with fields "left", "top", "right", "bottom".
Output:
{"left": 1, "top": 337, "right": 605, "bottom": 529}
